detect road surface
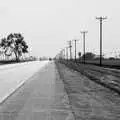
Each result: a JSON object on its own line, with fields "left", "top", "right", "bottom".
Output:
{"left": 0, "top": 61, "right": 74, "bottom": 120}
{"left": 0, "top": 61, "right": 49, "bottom": 103}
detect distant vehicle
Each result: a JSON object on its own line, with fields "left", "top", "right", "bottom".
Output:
{"left": 49, "top": 58, "right": 52, "bottom": 61}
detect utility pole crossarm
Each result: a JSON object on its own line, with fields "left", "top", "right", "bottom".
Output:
{"left": 80, "top": 31, "right": 88, "bottom": 34}
{"left": 96, "top": 16, "right": 107, "bottom": 20}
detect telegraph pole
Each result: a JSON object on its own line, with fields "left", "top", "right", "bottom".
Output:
{"left": 96, "top": 16, "right": 107, "bottom": 66}
{"left": 81, "top": 31, "right": 88, "bottom": 64}
{"left": 60, "top": 51, "right": 62, "bottom": 60}
{"left": 66, "top": 47, "right": 69, "bottom": 60}
{"left": 68, "top": 40, "right": 72, "bottom": 60}
{"left": 62, "top": 49, "right": 65, "bottom": 60}
{"left": 72, "top": 39, "right": 79, "bottom": 61}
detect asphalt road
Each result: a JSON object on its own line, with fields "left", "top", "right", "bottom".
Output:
{"left": 0, "top": 61, "right": 74, "bottom": 120}
{"left": 0, "top": 61, "right": 49, "bottom": 103}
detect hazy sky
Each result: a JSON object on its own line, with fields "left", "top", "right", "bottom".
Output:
{"left": 0, "top": 0, "right": 120, "bottom": 58}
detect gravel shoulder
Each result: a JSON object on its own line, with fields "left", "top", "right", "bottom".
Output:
{"left": 55, "top": 62, "right": 120, "bottom": 120}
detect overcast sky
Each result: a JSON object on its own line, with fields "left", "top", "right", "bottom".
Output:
{"left": 0, "top": 0, "right": 120, "bottom": 58}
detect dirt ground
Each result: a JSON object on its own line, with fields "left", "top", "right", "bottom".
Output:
{"left": 56, "top": 62, "right": 120, "bottom": 120}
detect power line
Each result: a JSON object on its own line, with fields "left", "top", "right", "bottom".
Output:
{"left": 96, "top": 16, "right": 107, "bottom": 66}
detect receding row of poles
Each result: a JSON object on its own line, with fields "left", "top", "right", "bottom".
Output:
{"left": 56, "top": 16, "right": 107, "bottom": 66}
